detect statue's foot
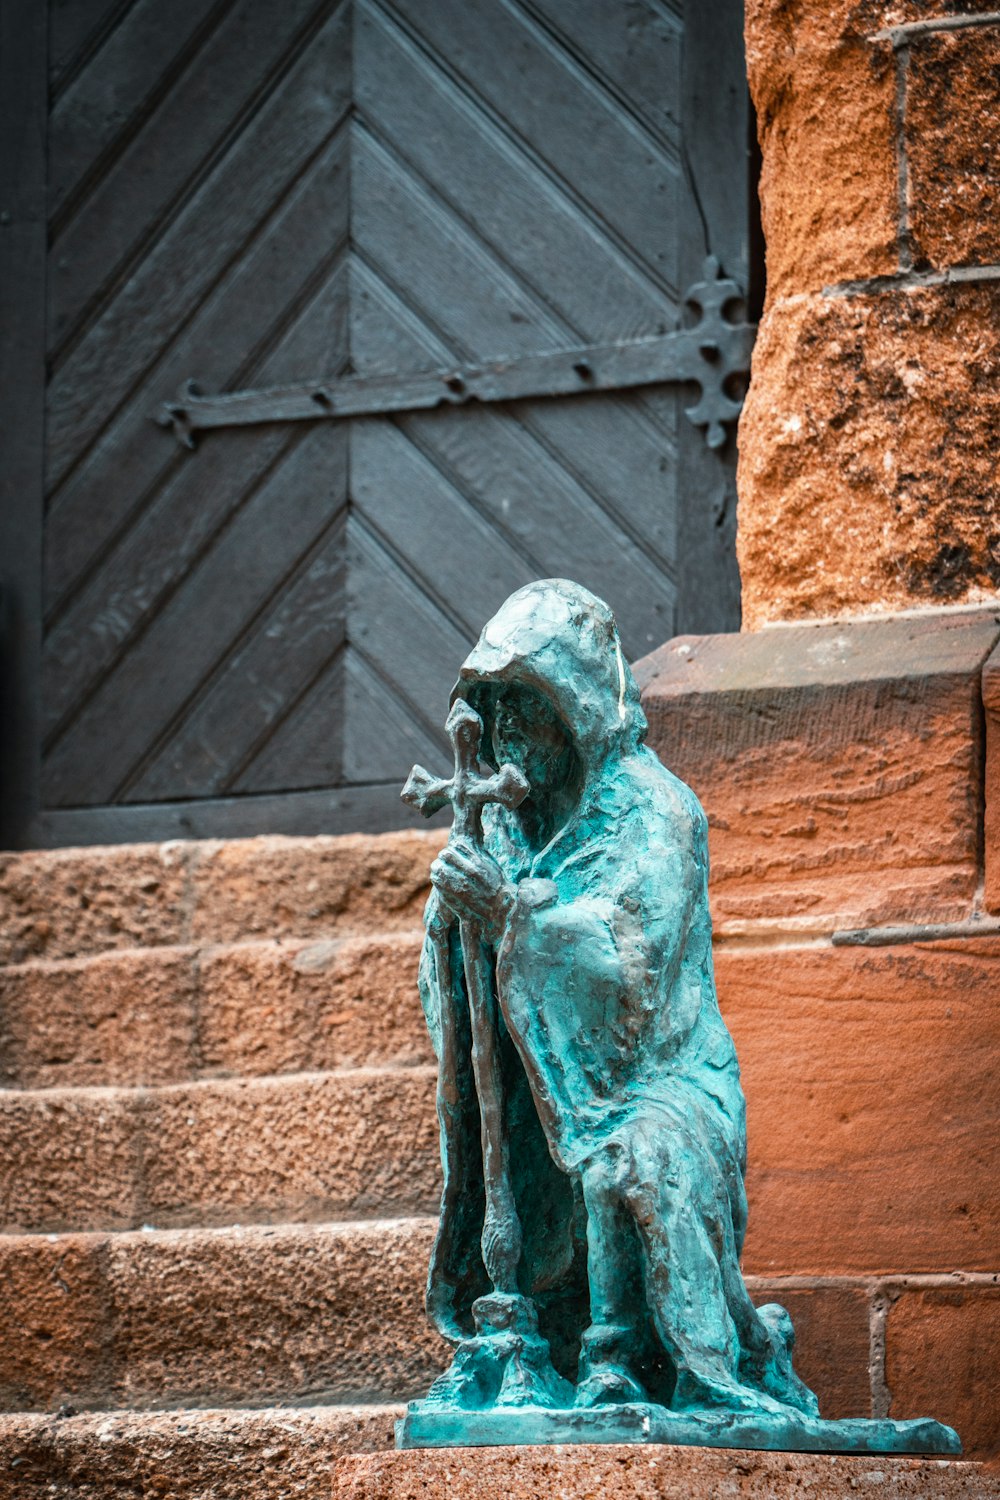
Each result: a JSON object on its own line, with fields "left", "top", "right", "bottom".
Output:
{"left": 674, "top": 1367, "right": 792, "bottom": 1419}
{"left": 575, "top": 1362, "right": 648, "bottom": 1408}
{"left": 756, "top": 1302, "right": 821, "bottom": 1418}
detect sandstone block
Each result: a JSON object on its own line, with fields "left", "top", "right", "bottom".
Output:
{"left": 187, "top": 831, "right": 440, "bottom": 946}
{"left": 0, "top": 1237, "right": 107, "bottom": 1413}
{"left": 336, "top": 1442, "right": 1000, "bottom": 1499}
{"left": 197, "top": 932, "right": 431, "bottom": 1079}
{"left": 637, "top": 613, "right": 998, "bottom": 932}
{"left": 746, "top": 1, "right": 898, "bottom": 299}
{"left": 140, "top": 1068, "right": 440, "bottom": 1228}
{"left": 737, "top": 283, "right": 1000, "bottom": 624}
{"left": 886, "top": 1283, "right": 1000, "bottom": 1458}
{"left": 719, "top": 938, "right": 1000, "bottom": 1275}
{"left": 98, "top": 1219, "right": 445, "bottom": 1410}
{"left": 0, "top": 830, "right": 440, "bottom": 966}
{"left": 0, "top": 947, "right": 199, "bottom": 1089}
{"left": 0, "top": 1220, "right": 445, "bottom": 1412}
{"left": 0, "top": 842, "right": 188, "bottom": 964}
{"left": 984, "top": 641, "right": 1000, "bottom": 912}
{"left": 906, "top": 25, "right": 1000, "bottom": 270}
{"left": 0, "top": 1069, "right": 440, "bottom": 1235}
{"left": 0, "top": 1404, "right": 398, "bottom": 1500}
{"left": 0, "top": 932, "right": 431, "bottom": 1090}
{"left": 0, "top": 1086, "right": 140, "bottom": 1233}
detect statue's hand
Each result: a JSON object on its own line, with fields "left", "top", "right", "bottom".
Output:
{"left": 430, "top": 837, "right": 514, "bottom": 939}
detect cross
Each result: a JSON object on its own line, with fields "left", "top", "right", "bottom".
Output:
{"left": 402, "top": 698, "right": 529, "bottom": 1295}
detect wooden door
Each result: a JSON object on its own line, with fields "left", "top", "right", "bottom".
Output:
{"left": 0, "top": 0, "right": 755, "bottom": 846}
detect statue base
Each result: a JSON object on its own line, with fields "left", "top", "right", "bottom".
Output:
{"left": 396, "top": 1401, "right": 960, "bottom": 1457}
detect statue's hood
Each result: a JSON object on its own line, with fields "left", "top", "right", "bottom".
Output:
{"left": 453, "top": 578, "right": 647, "bottom": 770}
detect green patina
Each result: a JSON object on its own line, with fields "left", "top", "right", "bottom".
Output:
{"left": 397, "top": 579, "right": 959, "bottom": 1457}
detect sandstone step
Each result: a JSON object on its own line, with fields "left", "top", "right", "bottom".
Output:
{"left": 0, "top": 830, "right": 442, "bottom": 966}
{"left": 2, "top": 1217, "right": 991, "bottom": 1452}
{"left": 0, "top": 931, "right": 431, "bottom": 1089}
{"left": 0, "top": 1068, "right": 440, "bottom": 1235}
{"left": 0, "top": 1218, "right": 446, "bottom": 1415}
{"left": 0, "top": 1403, "right": 399, "bottom": 1500}
{"left": 337, "top": 1443, "right": 1000, "bottom": 1500}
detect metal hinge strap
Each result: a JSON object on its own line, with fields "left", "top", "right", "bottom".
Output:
{"left": 156, "top": 258, "right": 753, "bottom": 452}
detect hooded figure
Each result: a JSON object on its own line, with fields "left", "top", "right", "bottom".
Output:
{"left": 420, "top": 579, "right": 817, "bottom": 1418}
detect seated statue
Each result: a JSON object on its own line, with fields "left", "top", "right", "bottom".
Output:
{"left": 397, "top": 578, "right": 959, "bottom": 1456}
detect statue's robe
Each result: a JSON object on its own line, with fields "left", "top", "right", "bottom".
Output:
{"left": 419, "top": 580, "right": 816, "bottom": 1413}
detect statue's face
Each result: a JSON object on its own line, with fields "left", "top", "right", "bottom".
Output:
{"left": 490, "top": 684, "right": 573, "bottom": 799}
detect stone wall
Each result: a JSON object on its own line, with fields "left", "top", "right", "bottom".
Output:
{"left": 738, "top": 2, "right": 1000, "bottom": 627}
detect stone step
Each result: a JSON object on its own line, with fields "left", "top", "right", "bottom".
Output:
{"left": 0, "top": 829, "right": 442, "bottom": 966}
{"left": 0, "top": 1068, "right": 440, "bottom": 1235}
{"left": 0, "top": 1403, "right": 399, "bottom": 1500}
{"left": 0, "top": 1218, "right": 446, "bottom": 1415}
{"left": 1, "top": 1216, "right": 989, "bottom": 1454}
{"left": 338, "top": 1443, "right": 1000, "bottom": 1499}
{"left": 0, "top": 931, "right": 431, "bottom": 1089}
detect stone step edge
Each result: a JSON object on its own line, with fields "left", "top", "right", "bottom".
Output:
{"left": 0, "top": 1062, "right": 437, "bottom": 1106}
{"left": 1, "top": 1403, "right": 402, "bottom": 1500}
{"left": 0, "top": 926, "right": 425, "bottom": 977}
{"left": 0, "top": 1066, "right": 441, "bottom": 1236}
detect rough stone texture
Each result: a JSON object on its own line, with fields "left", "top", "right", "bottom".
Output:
{"left": 0, "top": 947, "right": 199, "bottom": 1089}
{"left": 984, "top": 641, "right": 1000, "bottom": 912}
{"left": 636, "top": 612, "right": 998, "bottom": 932}
{"left": 0, "top": 1237, "right": 107, "bottom": 1413}
{"left": 0, "top": 932, "right": 430, "bottom": 1090}
{"left": 745, "top": 0, "right": 898, "bottom": 301}
{"left": 0, "top": 830, "right": 441, "bottom": 965}
{"left": 886, "top": 1283, "right": 1000, "bottom": 1459}
{"left": 0, "top": 1404, "right": 399, "bottom": 1500}
{"left": 336, "top": 1443, "right": 1000, "bottom": 1499}
{"left": 907, "top": 26, "right": 1000, "bottom": 271}
{"left": 0, "top": 1220, "right": 446, "bottom": 1412}
{"left": 0, "top": 1069, "right": 440, "bottom": 1235}
{"left": 738, "top": 283, "right": 1000, "bottom": 625}
{"left": 0, "top": 1085, "right": 141, "bottom": 1233}
{"left": 186, "top": 831, "right": 439, "bottom": 946}
{"left": 724, "top": 938, "right": 1000, "bottom": 1276}
{"left": 0, "top": 842, "right": 188, "bottom": 964}
{"left": 197, "top": 932, "right": 431, "bottom": 1079}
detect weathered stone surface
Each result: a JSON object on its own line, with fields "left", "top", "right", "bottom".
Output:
{"left": 0, "top": 1069, "right": 439, "bottom": 1234}
{"left": 637, "top": 613, "right": 998, "bottom": 931}
{"left": 907, "top": 26, "right": 1000, "bottom": 270}
{"left": 886, "top": 1283, "right": 1000, "bottom": 1458}
{"left": 0, "top": 1221, "right": 885, "bottom": 1421}
{"left": 0, "top": 842, "right": 188, "bottom": 964}
{"left": 984, "top": 641, "right": 1000, "bottom": 912}
{"left": 0, "top": 932, "right": 430, "bottom": 1089}
{"left": 0, "top": 1220, "right": 446, "bottom": 1412}
{"left": 0, "top": 1404, "right": 399, "bottom": 1500}
{"left": 187, "top": 831, "right": 439, "bottom": 946}
{"left": 198, "top": 932, "right": 431, "bottom": 1079}
{"left": 0, "top": 1237, "right": 107, "bottom": 1413}
{"left": 738, "top": 283, "right": 1000, "bottom": 624}
{"left": 722, "top": 938, "right": 1000, "bottom": 1275}
{"left": 336, "top": 1442, "right": 1000, "bottom": 1499}
{"left": 0, "top": 1085, "right": 141, "bottom": 1233}
{"left": 0, "top": 947, "right": 199, "bottom": 1089}
{"left": 745, "top": 1, "right": 898, "bottom": 301}
{"left": 0, "top": 830, "right": 440, "bottom": 965}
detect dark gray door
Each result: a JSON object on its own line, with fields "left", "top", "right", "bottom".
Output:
{"left": 0, "top": 0, "right": 755, "bottom": 846}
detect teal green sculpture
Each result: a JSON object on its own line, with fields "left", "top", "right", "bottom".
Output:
{"left": 397, "top": 579, "right": 959, "bottom": 1457}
